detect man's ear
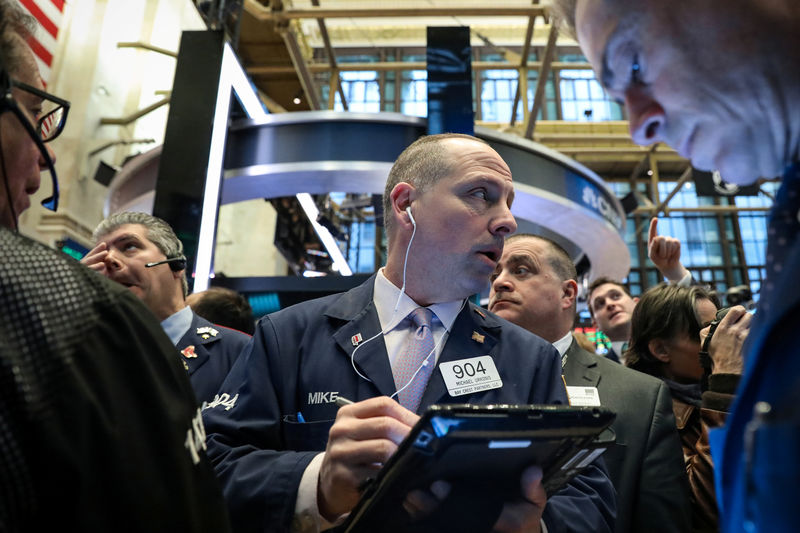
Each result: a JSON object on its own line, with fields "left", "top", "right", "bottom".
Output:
{"left": 389, "top": 182, "right": 416, "bottom": 229}
{"left": 647, "top": 338, "right": 670, "bottom": 363}
{"left": 562, "top": 279, "right": 578, "bottom": 309}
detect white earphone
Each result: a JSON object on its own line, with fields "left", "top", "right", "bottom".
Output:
{"left": 405, "top": 206, "right": 415, "bottom": 227}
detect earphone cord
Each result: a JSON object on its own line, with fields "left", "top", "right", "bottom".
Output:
{"left": 349, "top": 216, "right": 469, "bottom": 400}
{"left": 349, "top": 213, "right": 418, "bottom": 382}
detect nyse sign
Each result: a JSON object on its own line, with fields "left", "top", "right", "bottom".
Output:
{"left": 581, "top": 185, "right": 623, "bottom": 230}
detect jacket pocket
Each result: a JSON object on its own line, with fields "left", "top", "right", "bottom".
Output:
{"left": 281, "top": 415, "right": 335, "bottom": 451}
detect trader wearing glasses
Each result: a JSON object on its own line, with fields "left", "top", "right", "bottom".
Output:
{"left": 0, "top": 2, "right": 231, "bottom": 530}
{"left": 0, "top": 23, "right": 67, "bottom": 229}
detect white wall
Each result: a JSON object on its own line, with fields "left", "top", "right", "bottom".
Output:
{"left": 18, "top": 0, "right": 287, "bottom": 277}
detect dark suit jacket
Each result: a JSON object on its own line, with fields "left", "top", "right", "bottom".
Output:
{"left": 203, "top": 275, "right": 615, "bottom": 533}
{"left": 176, "top": 311, "right": 250, "bottom": 404}
{"left": 562, "top": 338, "right": 690, "bottom": 533}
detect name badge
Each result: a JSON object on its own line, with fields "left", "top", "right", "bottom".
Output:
{"left": 439, "top": 355, "right": 503, "bottom": 397}
{"left": 566, "top": 386, "right": 601, "bottom": 406}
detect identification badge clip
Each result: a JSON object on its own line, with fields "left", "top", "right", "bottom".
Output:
{"left": 566, "top": 386, "right": 602, "bottom": 406}
{"left": 439, "top": 355, "right": 502, "bottom": 397}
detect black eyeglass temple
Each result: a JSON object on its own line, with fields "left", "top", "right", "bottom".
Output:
{"left": 6, "top": 99, "right": 59, "bottom": 211}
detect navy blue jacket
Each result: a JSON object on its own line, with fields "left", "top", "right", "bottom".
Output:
{"left": 711, "top": 168, "right": 800, "bottom": 533}
{"left": 203, "top": 276, "right": 615, "bottom": 533}
{"left": 177, "top": 311, "right": 249, "bottom": 404}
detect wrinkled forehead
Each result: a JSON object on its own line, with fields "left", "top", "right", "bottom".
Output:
{"left": 100, "top": 223, "right": 149, "bottom": 244}
{"left": 7, "top": 34, "right": 42, "bottom": 87}
{"left": 443, "top": 137, "right": 512, "bottom": 175}
{"left": 503, "top": 237, "right": 548, "bottom": 263}
{"left": 591, "top": 282, "right": 628, "bottom": 301}
{"left": 574, "top": 0, "right": 637, "bottom": 81}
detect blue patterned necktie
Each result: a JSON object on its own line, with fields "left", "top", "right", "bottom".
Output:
{"left": 392, "top": 307, "right": 436, "bottom": 412}
{"left": 759, "top": 164, "right": 800, "bottom": 315}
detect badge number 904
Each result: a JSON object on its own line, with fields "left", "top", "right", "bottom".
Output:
{"left": 439, "top": 355, "right": 503, "bottom": 397}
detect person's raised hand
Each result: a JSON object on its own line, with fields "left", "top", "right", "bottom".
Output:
{"left": 648, "top": 217, "right": 690, "bottom": 282}
{"left": 81, "top": 242, "right": 109, "bottom": 274}
{"left": 699, "top": 305, "right": 751, "bottom": 375}
{"left": 317, "top": 396, "right": 419, "bottom": 521}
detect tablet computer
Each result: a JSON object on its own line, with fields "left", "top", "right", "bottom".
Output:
{"left": 339, "top": 403, "right": 615, "bottom": 533}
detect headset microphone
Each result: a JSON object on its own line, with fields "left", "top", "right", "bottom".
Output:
{"left": 145, "top": 256, "right": 187, "bottom": 272}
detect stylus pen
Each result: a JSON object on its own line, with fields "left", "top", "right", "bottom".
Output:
{"left": 335, "top": 396, "right": 354, "bottom": 408}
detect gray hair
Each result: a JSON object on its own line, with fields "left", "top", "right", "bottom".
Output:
{"left": 382, "top": 133, "right": 488, "bottom": 239}
{"left": 93, "top": 212, "right": 188, "bottom": 297}
{"left": 547, "top": 0, "right": 580, "bottom": 39}
{"left": 0, "top": 0, "right": 37, "bottom": 77}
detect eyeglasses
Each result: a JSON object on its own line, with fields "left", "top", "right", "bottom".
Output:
{"left": 9, "top": 79, "right": 70, "bottom": 142}
{"left": 1, "top": 78, "right": 70, "bottom": 212}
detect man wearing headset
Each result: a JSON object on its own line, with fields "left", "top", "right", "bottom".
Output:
{"left": 0, "top": 2, "right": 230, "bottom": 529}
{"left": 203, "top": 134, "right": 615, "bottom": 533}
{"left": 82, "top": 211, "right": 249, "bottom": 404}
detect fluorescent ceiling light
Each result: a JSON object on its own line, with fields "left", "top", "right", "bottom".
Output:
{"left": 296, "top": 192, "right": 353, "bottom": 276}
{"left": 194, "top": 42, "right": 267, "bottom": 292}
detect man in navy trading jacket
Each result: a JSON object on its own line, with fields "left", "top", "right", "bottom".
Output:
{"left": 0, "top": 2, "right": 230, "bottom": 529}
{"left": 203, "top": 134, "right": 615, "bottom": 533}
{"left": 83, "top": 211, "right": 249, "bottom": 403}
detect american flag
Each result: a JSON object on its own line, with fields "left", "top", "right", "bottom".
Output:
{"left": 19, "top": 0, "right": 65, "bottom": 84}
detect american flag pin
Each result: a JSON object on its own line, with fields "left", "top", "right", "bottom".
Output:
{"left": 181, "top": 345, "right": 198, "bottom": 358}
{"left": 351, "top": 333, "right": 363, "bottom": 346}
{"left": 471, "top": 331, "right": 485, "bottom": 344}
{"left": 475, "top": 309, "right": 486, "bottom": 318}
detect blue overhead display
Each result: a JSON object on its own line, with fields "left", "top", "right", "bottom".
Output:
{"left": 426, "top": 26, "right": 474, "bottom": 136}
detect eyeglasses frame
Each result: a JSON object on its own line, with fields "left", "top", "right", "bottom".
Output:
{"left": 0, "top": 78, "right": 69, "bottom": 211}
{"left": 9, "top": 79, "right": 70, "bottom": 142}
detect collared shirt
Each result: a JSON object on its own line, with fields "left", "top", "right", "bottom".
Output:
{"left": 160, "top": 305, "right": 193, "bottom": 346}
{"left": 552, "top": 331, "right": 574, "bottom": 368}
{"left": 373, "top": 267, "right": 465, "bottom": 372}
{"left": 610, "top": 341, "right": 627, "bottom": 365}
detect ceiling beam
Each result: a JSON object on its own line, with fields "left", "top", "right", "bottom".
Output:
{"left": 524, "top": 23, "right": 558, "bottom": 138}
{"left": 248, "top": 5, "right": 548, "bottom": 21}
{"left": 311, "top": 0, "right": 348, "bottom": 110}
{"left": 509, "top": 9, "right": 537, "bottom": 127}
{"left": 247, "top": 60, "right": 592, "bottom": 75}
{"left": 278, "top": 22, "right": 322, "bottom": 110}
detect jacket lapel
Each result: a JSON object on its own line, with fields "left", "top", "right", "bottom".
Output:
{"left": 179, "top": 312, "right": 211, "bottom": 375}
{"left": 418, "top": 304, "right": 499, "bottom": 410}
{"left": 328, "top": 275, "right": 397, "bottom": 398}
{"left": 562, "top": 338, "right": 601, "bottom": 388}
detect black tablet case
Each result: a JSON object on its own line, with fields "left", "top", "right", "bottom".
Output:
{"left": 338, "top": 404, "right": 616, "bottom": 533}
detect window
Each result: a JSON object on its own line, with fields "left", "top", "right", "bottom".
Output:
{"left": 333, "top": 71, "right": 380, "bottom": 113}
{"left": 401, "top": 70, "right": 427, "bottom": 117}
{"left": 480, "top": 69, "right": 519, "bottom": 122}
{"left": 559, "top": 70, "right": 623, "bottom": 121}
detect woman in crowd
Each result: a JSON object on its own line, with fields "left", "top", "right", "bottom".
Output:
{"left": 624, "top": 284, "right": 746, "bottom": 533}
